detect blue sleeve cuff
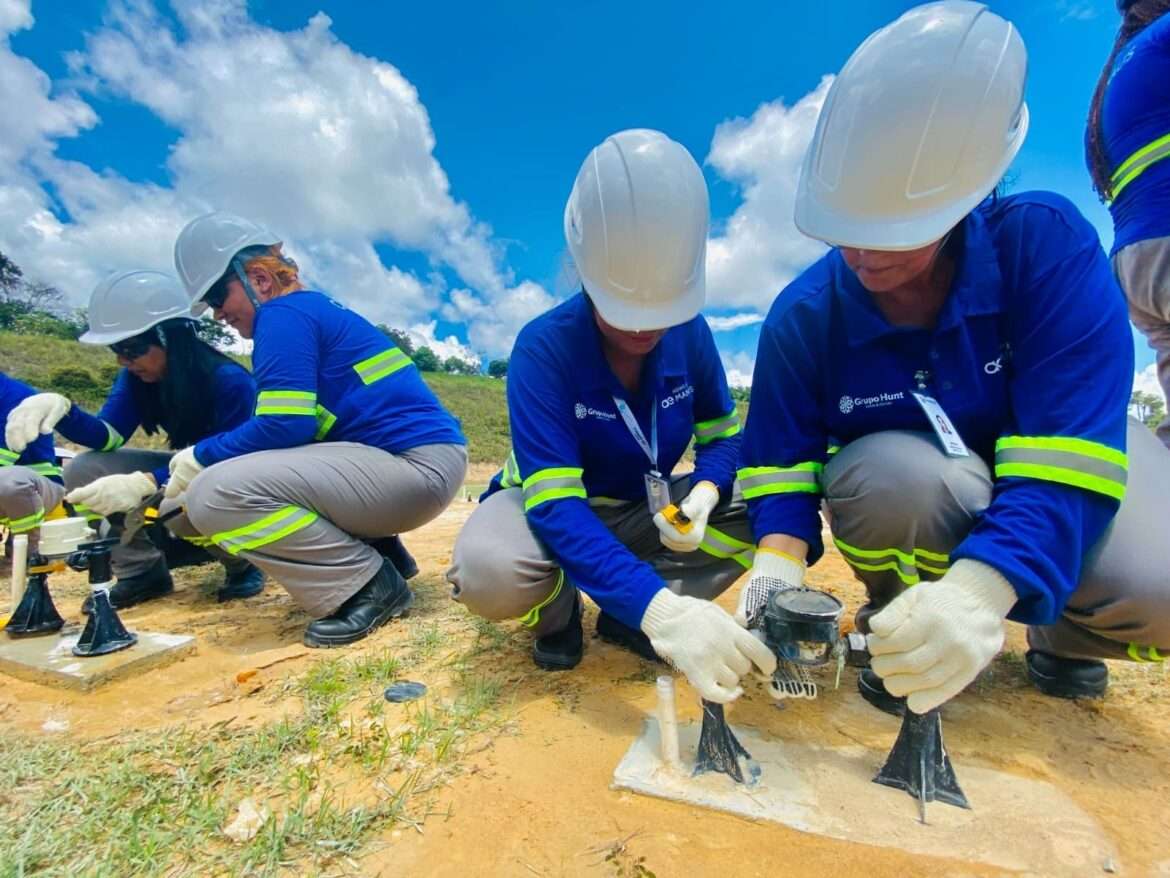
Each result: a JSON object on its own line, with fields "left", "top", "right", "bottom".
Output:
{"left": 748, "top": 493, "right": 825, "bottom": 564}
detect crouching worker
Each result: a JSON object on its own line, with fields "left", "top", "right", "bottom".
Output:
{"left": 447, "top": 130, "right": 775, "bottom": 703}
{"left": 4, "top": 270, "right": 260, "bottom": 609}
{"left": 1, "top": 371, "right": 66, "bottom": 552}
{"left": 738, "top": 2, "right": 1170, "bottom": 717}
{"left": 169, "top": 213, "right": 468, "bottom": 647}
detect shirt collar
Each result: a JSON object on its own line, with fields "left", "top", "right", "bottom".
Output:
{"left": 834, "top": 203, "right": 1005, "bottom": 348}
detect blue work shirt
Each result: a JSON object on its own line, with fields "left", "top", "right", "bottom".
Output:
{"left": 56, "top": 363, "right": 256, "bottom": 485}
{"left": 196, "top": 290, "right": 465, "bottom": 466}
{"left": 1099, "top": 10, "right": 1170, "bottom": 253}
{"left": 741, "top": 192, "right": 1132, "bottom": 626}
{"left": 490, "top": 292, "right": 742, "bottom": 628}
{"left": 0, "top": 372, "right": 61, "bottom": 483}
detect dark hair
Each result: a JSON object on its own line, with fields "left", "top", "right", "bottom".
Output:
{"left": 1086, "top": 2, "right": 1170, "bottom": 200}
{"left": 127, "top": 319, "right": 238, "bottom": 449}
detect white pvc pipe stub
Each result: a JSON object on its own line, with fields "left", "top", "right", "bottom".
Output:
{"left": 656, "top": 675, "right": 681, "bottom": 771}
{"left": 10, "top": 534, "right": 29, "bottom": 610}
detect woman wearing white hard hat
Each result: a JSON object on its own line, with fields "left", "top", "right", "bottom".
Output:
{"left": 4, "top": 270, "right": 261, "bottom": 610}
{"left": 1087, "top": 0, "right": 1170, "bottom": 445}
{"left": 738, "top": 0, "right": 1170, "bottom": 716}
{"left": 447, "top": 129, "right": 775, "bottom": 703}
{"left": 169, "top": 213, "right": 467, "bottom": 648}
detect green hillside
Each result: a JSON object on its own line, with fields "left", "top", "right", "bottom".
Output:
{"left": 0, "top": 331, "right": 750, "bottom": 469}
{"left": 0, "top": 331, "right": 511, "bottom": 464}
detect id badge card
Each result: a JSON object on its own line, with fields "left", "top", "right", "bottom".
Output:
{"left": 912, "top": 392, "right": 969, "bottom": 457}
{"left": 644, "top": 470, "right": 671, "bottom": 514}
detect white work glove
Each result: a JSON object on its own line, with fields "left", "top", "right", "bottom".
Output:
{"left": 165, "top": 446, "right": 205, "bottom": 499}
{"left": 5, "top": 392, "right": 70, "bottom": 453}
{"left": 652, "top": 480, "right": 719, "bottom": 552}
{"left": 867, "top": 559, "right": 1017, "bottom": 714}
{"left": 735, "top": 549, "right": 817, "bottom": 699}
{"left": 65, "top": 471, "right": 157, "bottom": 517}
{"left": 640, "top": 588, "right": 777, "bottom": 704}
{"left": 735, "top": 548, "right": 806, "bottom": 628}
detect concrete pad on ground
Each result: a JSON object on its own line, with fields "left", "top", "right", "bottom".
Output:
{"left": 613, "top": 717, "right": 1117, "bottom": 876}
{"left": 0, "top": 627, "right": 195, "bottom": 690}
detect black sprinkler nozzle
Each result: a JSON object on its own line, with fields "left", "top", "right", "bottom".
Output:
{"left": 693, "top": 699, "right": 753, "bottom": 784}
{"left": 873, "top": 707, "right": 970, "bottom": 822}
{"left": 71, "top": 538, "right": 136, "bottom": 658}
{"left": 5, "top": 562, "right": 65, "bottom": 638}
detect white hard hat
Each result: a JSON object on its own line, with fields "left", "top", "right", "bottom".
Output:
{"left": 795, "top": 1, "right": 1029, "bottom": 251}
{"left": 173, "top": 211, "right": 279, "bottom": 315}
{"left": 564, "top": 129, "right": 709, "bottom": 331}
{"left": 79, "top": 270, "right": 196, "bottom": 345}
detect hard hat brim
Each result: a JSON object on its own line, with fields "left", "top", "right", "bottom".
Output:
{"left": 582, "top": 273, "right": 705, "bottom": 332}
{"left": 79, "top": 315, "right": 197, "bottom": 346}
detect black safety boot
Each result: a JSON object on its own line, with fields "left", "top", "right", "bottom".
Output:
{"left": 533, "top": 595, "right": 583, "bottom": 670}
{"left": 366, "top": 535, "right": 419, "bottom": 580}
{"left": 858, "top": 667, "right": 907, "bottom": 716}
{"left": 303, "top": 559, "right": 414, "bottom": 648}
{"left": 217, "top": 562, "right": 266, "bottom": 603}
{"left": 1025, "top": 650, "right": 1108, "bottom": 699}
{"left": 596, "top": 611, "right": 663, "bottom": 663}
{"left": 81, "top": 557, "right": 173, "bottom": 614}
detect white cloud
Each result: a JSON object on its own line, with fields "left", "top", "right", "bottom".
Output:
{"left": 705, "top": 77, "right": 832, "bottom": 312}
{"left": 721, "top": 351, "right": 756, "bottom": 389}
{"left": 407, "top": 321, "right": 480, "bottom": 368}
{"left": 1056, "top": 1, "right": 1098, "bottom": 22}
{"left": 1133, "top": 364, "right": 1165, "bottom": 400}
{"left": 0, "top": 0, "right": 547, "bottom": 356}
{"left": 706, "top": 312, "right": 764, "bottom": 332}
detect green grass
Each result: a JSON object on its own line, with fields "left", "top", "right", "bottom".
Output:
{"left": 0, "top": 627, "right": 510, "bottom": 877}
{"left": 0, "top": 331, "right": 512, "bottom": 464}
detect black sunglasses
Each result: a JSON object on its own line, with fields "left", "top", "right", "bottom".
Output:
{"left": 109, "top": 333, "right": 156, "bottom": 360}
{"left": 202, "top": 277, "right": 232, "bottom": 310}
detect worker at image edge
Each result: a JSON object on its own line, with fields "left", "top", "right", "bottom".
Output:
{"left": 0, "top": 371, "right": 66, "bottom": 552}
{"left": 4, "top": 270, "right": 261, "bottom": 609}
{"left": 738, "top": 0, "right": 1170, "bottom": 716}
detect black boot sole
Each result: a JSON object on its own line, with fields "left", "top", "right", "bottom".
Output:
{"left": 216, "top": 581, "right": 265, "bottom": 603}
{"left": 1026, "top": 653, "right": 1108, "bottom": 700}
{"left": 302, "top": 588, "right": 414, "bottom": 649}
{"left": 533, "top": 638, "right": 583, "bottom": 671}
{"left": 595, "top": 613, "right": 663, "bottom": 664}
{"left": 858, "top": 668, "right": 907, "bottom": 716}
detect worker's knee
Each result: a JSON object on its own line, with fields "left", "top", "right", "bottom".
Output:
{"left": 824, "top": 430, "right": 991, "bottom": 545}
{"left": 181, "top": 468, "right": 222, "bottom": 533}
{"left": 0, "top": 466, "right": 40, "bottom": 500}
{"left": 447, "top": 501, "right": 557, "bottom": 622}
{"left": 63, "top": 450, "right": 114, "bottom": 489}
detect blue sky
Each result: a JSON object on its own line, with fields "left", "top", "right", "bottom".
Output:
{"left": 0, "top": 0, "right": 1156, "bottom": 389}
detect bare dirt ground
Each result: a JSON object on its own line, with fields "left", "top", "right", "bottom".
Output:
{"left": 2, "top": 498, "right": 1168, "bottom": 877}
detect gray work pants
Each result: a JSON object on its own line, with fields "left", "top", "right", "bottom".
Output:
{"left": 447, "top": 476, "right": 755, "bottom": 636}
{"left": 824, "top": 420, "right": 1170, "bottom": 662}
{"left": 1115, "top": 235, "right": 1170, "bottom": 448}
{"left": 63, "top": 449, "right": 220, "bottom": 578}
{"left": 0, "top": 466, "right": 65, "bottom": 546}
{"left": 184, "top": 442, "right": 467, "bottom": 619}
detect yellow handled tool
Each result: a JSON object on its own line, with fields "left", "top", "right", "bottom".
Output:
{"left": 660, "top": 504, "right": 693, "bottom": 534}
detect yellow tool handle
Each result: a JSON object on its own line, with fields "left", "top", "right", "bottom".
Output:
{"left": 661, "top": 504, "right": 693, "bottom": 534}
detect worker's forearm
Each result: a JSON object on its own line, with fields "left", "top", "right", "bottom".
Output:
{"left": 758, "top": 533, "right": 810, "bottom": 563}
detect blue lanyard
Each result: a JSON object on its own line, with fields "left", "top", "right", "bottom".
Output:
{"left": 613, "top": 395, "right": 659, "bottom": 475}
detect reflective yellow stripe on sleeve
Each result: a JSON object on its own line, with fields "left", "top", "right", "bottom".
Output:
{"left": 736, "top": 462, "right": 823, "bottom": 499}
{"left": 354, "top": 348, "right": 412, "bottom": 385}
{"left": 693, "top": 411, "right": 741, "bottom": 445}
{"left": 314, "top": 405, "right": 336, "bottom": 440}
{"left": 101, "top": 421, "right": 125, "bottom": 452}
{"left": 994, "top": 436, "right": 1127, "bottom": 501}
{"left": 499, "top": 449, "right": 522, "bottom": 489}
{"left": 1110, "top": 131, "right": 1170, "bottom": 202}
{"left": 521, "top": 466, "right": 586, "bottom": 512}
{"left": 255, "top": 390, "right": 317, "bottom": 416}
